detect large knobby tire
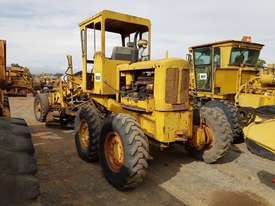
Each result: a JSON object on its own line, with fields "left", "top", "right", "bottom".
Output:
{"left": 205, "top": 100, "right": 244, "bottom": 144}
{"left": 195, "top": 107, "right": 233, "bottom": 163}
{"left": 99, "top": 113, "right": 149, "bottom": 190}
{"left": 0, "top": 130, "right": 34, "bottom": 155}
{"left": 0, "top": 118, "right": 31, "bottom": 138}
{"left": 0, "top": 150, "right": 37, "bottom": 175}
{"left": 0, "top": 174, "right": 39, "bottom": 205}
{"left": 74, "top": 105, "right": 103, "bottom": 162}
{"left": 0, "top": 118, "right": 39, "bottom": 205}
{"left": 34, "top": 93, "right": 49, "bottom": 122}
{"left": 6, "top": 117, "right": 28, "bottom": 126}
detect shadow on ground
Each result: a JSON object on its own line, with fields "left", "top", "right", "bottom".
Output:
{"left": 216, "top": 144, "right": 242, "bottom": 164}
{"left": 31, "top": 124, "right": 191, "bottom": 206}
{"left": 257, "top": 170, "right": 275, "bottom": 190}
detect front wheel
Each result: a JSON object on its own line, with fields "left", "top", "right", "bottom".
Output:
{"left": 99, "top": 113, "right": 149, "bottom": 190}
{"left": 205, "top": 100, "right": 244, "bottom": 143}
{"left": 74, "top": 105, "right": 103, "bottom": 162}
{"left": 33, "top": 94, "right": 49, "bottom": 122}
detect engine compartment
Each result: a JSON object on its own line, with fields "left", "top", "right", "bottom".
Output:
{"left": 120, "top": 69, "right": 154, "bottom": 101}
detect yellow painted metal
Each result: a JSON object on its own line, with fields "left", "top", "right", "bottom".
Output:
{"left": 79, "top": 120, "right": 89, "bottom": 149}
{"left": 104, "top": 132, "right": 124, "bottom": 172}
{"left": 235, "top": 69, "right": 275, "bottom": 107}
{"left": 6, "top": 66, "right": 33, "bottom": 96}
{"left": 189, "top": 39, "right": 275, "bottom": 158}
{"left": 80, "top": 10, "right": 151, "bottom": 95}
{"left": 238, "top": 93, "right": 275, "bottom": 108}
{"left": 117, "top": 58, "right": 189, "bottom": 111}
{"left": 76, "top": 10, "right": 196, "bottom": 144}
{"left": 192, "top": 127, "right": 207, "bottom": 150}
{"left": 120, "top": 98, "right": 154, "bottom": 112}
{"left": 44, "top": 10, "right": 224, "bottom": 151}
{"left": 92, "top": 90, "right": 193, "bottom": 143}
{"left": 45, "top": 55, "right": 83, "bottom": 115}
{"left": 189, "top": 40, "right": 263, "bottom": 99}
{"left": 260, "top": 74, "right": 275, "bottom": 86}
{"left": 243, "top": 117, "right": 275, "bottom": 154}
{"left": 192, "top": 124, "right": 214, "bottom": 151}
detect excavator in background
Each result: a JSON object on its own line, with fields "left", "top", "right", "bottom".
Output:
{"left": 0, "top": 40, "right": 39, "bottom": 205}
{"left": 189, "top": 36, "right": 275, "bottom": 160}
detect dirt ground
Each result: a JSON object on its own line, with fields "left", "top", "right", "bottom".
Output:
{"left": 9, "top": 96, "right": 275, "bottom": 206}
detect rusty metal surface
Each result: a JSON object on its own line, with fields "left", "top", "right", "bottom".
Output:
{"left": 180, "top": 69, "right": 189, "bottom": 108}
{"left": 0, "top": 40, "right": 6, "bottom": 82}
{"left": 165, "top": 68, "right": 179, "bottom": 104}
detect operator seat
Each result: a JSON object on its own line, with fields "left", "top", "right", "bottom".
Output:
{"left": 111, "top": 42, "right": 138, "bottom": 62}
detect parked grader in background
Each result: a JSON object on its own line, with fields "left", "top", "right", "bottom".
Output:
{"left": 5, "top": 65, "right": 33, "bottom": 96}
{"left": 34, "top": 10, "right": 234, "bottom": 190}
{"left": 34, "top": 55, "right": 82, "bottom": 126}
{"left": 32, "top": 74, "right": 58, "bottom": 92}
{"left": 189, "top": 36, "right": 275, "bottom": 160}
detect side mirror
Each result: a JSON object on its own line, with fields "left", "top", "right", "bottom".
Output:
{"left": 137, "top": 39, "right": 148, "bottom": 49}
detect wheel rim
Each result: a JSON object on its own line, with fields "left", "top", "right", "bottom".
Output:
{"left": 34, "top": 100, "right": 42, "bottom": 119}
{"left": 204, "top": 124, "right": 215, "bottom": 149}
{"left": 79, "top": 120, "right": 89, "bottom": 150}
{"left": 104, "top": 132, "right": 124, "bottom": 172}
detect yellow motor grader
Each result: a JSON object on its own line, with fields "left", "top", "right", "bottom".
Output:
{"left": 34, "top": 55, "right": 83, "bottom": 126}
{"left": 32, "top": 74, "right": 57, "bottom": 92}
{"left": 6, "top": 65, "right": 34, "bottom": 96}
{"left": 34, "top": 10, "right": 234, "bottom": 190}
{"left": 189, "top": 37, "right": 275, "bottom": 160}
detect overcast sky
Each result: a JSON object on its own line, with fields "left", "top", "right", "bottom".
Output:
{"left": 1, "top": 0, "right": 275, "bottom": 73}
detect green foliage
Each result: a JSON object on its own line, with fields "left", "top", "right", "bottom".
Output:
{"left": 54, "top": 73, "right": 63, "bottom": 78}
{"left": 11, "top": 63, "right": 22, "bottom": 67}
{"left": 256, "top": 59, "right": 266, "bottom": 68}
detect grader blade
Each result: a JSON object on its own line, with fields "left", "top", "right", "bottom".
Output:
{"left": 244, "top": 118, "right": 275, "bottom": 161}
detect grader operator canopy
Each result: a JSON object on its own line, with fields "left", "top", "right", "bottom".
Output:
{"left": 79, "top": 10, "right": 151, "bottom": 93}
{"left": 80, "top": 10, "right": 151, "bottom": 63}
{"left": 189, "top": 40, "right": 264, "bottom": 96}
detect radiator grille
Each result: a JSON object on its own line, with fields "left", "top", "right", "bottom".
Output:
{"left": 180, "top": 69, "right": 189, "bottom": 103}
{"left": 165, "top": 68, "right": 179, "bottom": 104}
{"left": 166, "top": 68, "right": 189, "bottom": 108}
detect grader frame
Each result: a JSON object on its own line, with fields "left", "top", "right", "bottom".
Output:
{"left": 34, "top": 10, "right": 234, "bottom": 189}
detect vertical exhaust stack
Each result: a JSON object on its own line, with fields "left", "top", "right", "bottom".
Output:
{"left": 66, "top": 55, "right": 74, "bottom": 91}
{"left": 241, "top": 35, "right": 252, "bottom": 42}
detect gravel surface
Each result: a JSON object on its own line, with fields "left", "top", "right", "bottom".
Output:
{"left": 9, "top": 96, "right": 275, "bottom": 206}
